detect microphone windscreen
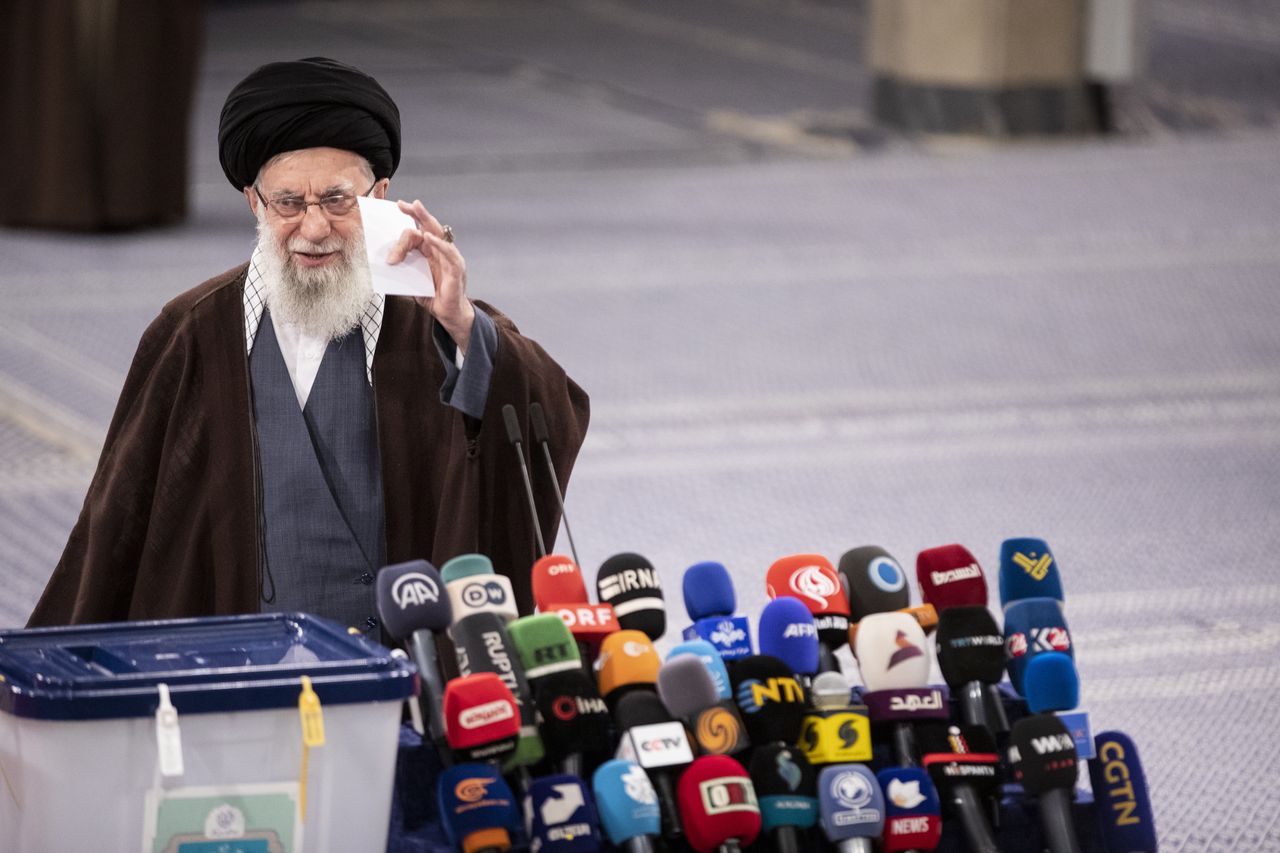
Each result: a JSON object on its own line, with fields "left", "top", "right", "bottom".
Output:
{"left": 729, "top": 655, "right": 808, "bottom": 746}
{"left": 613, "top": 690, "right": 673, "bottom": 729}
{"left": 448, "top": 573, "right": 518, "bottom": 624}
{"left": 877, "top": 767, "right": 943, "bottom": 852}
{"left": 1008, "top": 714, "right": 1079, "bottom": 795}
{"left": 592, "top": 759, "right": 661, "bottom": 845}
{"left": 525, "top": 774, "right": 602, "bottom": 852}
{"left": 532, "top": 554, "right": 589, "bottom": 610}
{"left": 598, "top": 630, "right": 660, "bottom": 700}
{"left": 757, "top": 597, "right": 820, "bottom": 676}
{"left": 676, "top": 755, "right": 761, "bottom": 853}
{"left": 999, "top": 537, "right": 1064, "bottom": 609}
{"left": 375, "top": 559, "right": 451, "bottom": 638}
{"left": 443, "top": 672, "right": 519, "bottom": 763}
{"left": 597, "top": 552, "right": 666, "bottom": 640}
{"left": 934, "top": 606, "right": 1005, "bottom": 687}
{"left": 529, "top": 400, "right": 551, "bottom": 444}
{"left": 501, "top": 403, "right": 522, "bottom": 445}
{"left": 1004, "top": 596, "right": 1073, "bottom": 695}
{"left": 682, "top": 561, "right": 736, "bottom": 620}
{"left": 438, "top": 762, "right": 517, "bottom": 853}
{"left": 534, "top": 670, "right": 613, "bottom": 762}
{"left": 854, "top": 612, "right": 930, "bottom": 692}
{"left": 451, "top": 612, "right": 541, "bottom": 762}
{"left": 440, "top": 553, "right": 495, "bottom": 583}
{"left": 811, "top": 671, "right": 852, "bottom": 709}
{"left": 839, "top": 546, "right": 910, "bottom": 622}
{"left": 817, "top": 763, "right": 885, "bottom": 841}
{"left": 656, "top": 655, "right": 721, "bottom": 718}
{"left": 1022, "top": 651, "right": 1080, "bottom": 713}
{"left": 1089, "top": 731, "right": 1158, "bottom": 853}
{"left": 919, "top": 723, "right": 1001, "bottom": 801}
{"left": 668, "top": 640, "right": 732, "bottom": 700}
{"left": 916, "top": 544, "right": 988, "bottom": 611}
{"left": 750, "top": 744, "right": 817, "bottom": 831}
{"left": 766, "top": 554, "right": 851, "bottom": 649}
{"left": 508, "top": 613, "right": 582, "bottom": 683}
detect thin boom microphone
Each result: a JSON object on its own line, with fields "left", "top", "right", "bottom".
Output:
{"left": 529, "top": 401, "right": 580, "bottom": 568}
{"left": 502, "top": 404, "right": 547, "bottom": 558}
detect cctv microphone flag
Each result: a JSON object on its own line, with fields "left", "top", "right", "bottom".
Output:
{"left": 916, "top": 544, "right": 989, "bottom": 612}
{"left": 1089, "top": 731, "right": 1159, "bottom": 853}
{"left": 452, "top": 611, "right": 545, "bottom": 767}
{"left": 728, "top": 655, "right": 808, "bottom": 746}
{"left": 534, "top": 669, "right": 614, "bottom": 767}
{"left": 613, "top": 691, "right": 695, "bottom": 771}
{"left": 598, "top": 552, "right": 667, "bottom": 641}
{"left": 877, "top": 767, "right": 943, "bottom": 852}
{"left": 508, "top": 613, "right": 582, "bottom": 685}
{"left": 800, "top": 671, "right": 873, "bottom": 765}
{"left": 757, "top": 596, "right": 820, "bottom": 676}
{"left": 766, "top": 554, "right": 851, "bottom": 652}
{"left": 533, "top": 554, "right": 590, "bottom": 609}
{"left": 525, "top": 774, "right": 603, "bottom": 853}
{"left": 592, "top": 759, "right": 662, "bottom": 849}
{"left": 676, "top": 755, "right": 762, "bottom": 853}
{"left": 853, "top": 612, "right": 931, "bottom": 692}
{"left": 443, "top": 672, "right": 520, "bottom": 764}
{"left": 750, "top": 744, "right": 818, "bottom": 830}
{"left": 1004, "top": 596, "right": 1073, "bottom": 695}
{"left": 544, "top": 601, "right": 621, "bottom": 651}
{"left": 657, "top": 655, "right": 749, "bottom": 756}
{"left": 817, "top": 763, "right": 885, "bottom": 851}
{"left": 999, "top": 536, "right": 1065, "bottom": 610}
{"left": 438, "top": 762, "right": 518, "bottom": 853}
{"left": 598, "top": 630, "right": 661, "bottom": 707}
{"left": 667, "top": 640, "right": 732, "bottom": 701}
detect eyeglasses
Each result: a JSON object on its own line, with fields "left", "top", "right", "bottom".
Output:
{"left": 254, "top": 181, "right": 376, "bottom": 220}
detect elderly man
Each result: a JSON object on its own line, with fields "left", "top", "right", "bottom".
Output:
{"left": 28, "top": 58, "right": 589, "bottom": 631}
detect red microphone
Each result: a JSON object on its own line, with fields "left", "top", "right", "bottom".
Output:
{"left": 677, "top": 754, "right": 762, "bottom": 853}
{"left": 765, "top": 554, "right": 850, "bottom": 672}
{"left": 443, "top": 672, "right": 520, "bottom": 764}
{"left": 532, "top": 554, "right": 620, "bottom": 650}
{"left": 916, "top": 544, "right": 988, "bottom": 612}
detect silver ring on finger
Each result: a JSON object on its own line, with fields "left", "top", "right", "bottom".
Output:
{"left": 441, "top": 224, "right": 455, "bottom": 244}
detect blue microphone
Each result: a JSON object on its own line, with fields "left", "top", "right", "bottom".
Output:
{"left": 999, "top": 537, "right": 1065, "bottom": 609}
{"left": 667, "top": 639, "right": 732, "bottom": 701}
{"left": 593, "top": 759, "right": 661, "bottom": 853}
{"left": 1022, "top": 651, "right": 1080, "bottom": 713}
{"left": 525, "top": 774, "right": 603, "bottom": 852}
{"left": 1089, "top": 731, "right": 1158, "bottom": 853}
{"left": 877, "top": 766, "right": 943, "bottom": 852}
{"left": 1004, "top": 596, "right": 1073, "bottom": 695}
{"left": 681, "top": 561, "right": 752, "bottom": 660}
{"left": 758, "top": 596, "right": 819, "bottom": 679}
{"left": 438, "top": 762, "right": 518, "bottom": 853}
{"left": 817, "top": 763, "right": 884, "bottom": 853}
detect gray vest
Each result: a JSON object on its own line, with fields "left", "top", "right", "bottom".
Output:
{"left": 250, "top": 310, "right": 387, "bottom": 633}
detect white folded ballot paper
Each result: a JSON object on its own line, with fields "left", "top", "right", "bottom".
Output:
{"left": 356, "top": 196, "right": 435, "bottom": 296}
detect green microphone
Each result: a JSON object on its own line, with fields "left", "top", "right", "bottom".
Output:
{"left": 507, "top": 614, "right": 582, "bottom": 687}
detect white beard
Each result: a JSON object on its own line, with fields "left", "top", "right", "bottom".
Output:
{"left": 254, "top": 211, "right": 374, "bottom": 342}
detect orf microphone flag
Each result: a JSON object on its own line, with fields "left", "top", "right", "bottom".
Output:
{"left": 533, "top": 554, "right": 589, "bottom": 608}
{"left": 999, "top": 536, "right": 1065, "bottom": 610}
{"left": 1089, "top": 731, "right": 1158, "bottom": 853}
{"left": 916, "top": 544, "right": 988, "bottom": 611}
{"left": 439, "top": 762, "right": 518, "bottom": 853}
{"left": 676, "top": 755, "right": 761, "bottom": 853}
{"left": 598, "top": 552, "right": 666, "bottom": 641}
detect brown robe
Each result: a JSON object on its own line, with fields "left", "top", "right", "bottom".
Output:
{"left": 27, "top": 264, "right": 589, "bottom": 626}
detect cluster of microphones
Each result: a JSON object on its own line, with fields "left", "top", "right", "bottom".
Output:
{"left": 373, "top": 536, "right": 1157, "bottom": 853}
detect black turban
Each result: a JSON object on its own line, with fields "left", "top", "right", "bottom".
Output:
{"left": 218, "top": 57, "right": 401, "bottom": 190}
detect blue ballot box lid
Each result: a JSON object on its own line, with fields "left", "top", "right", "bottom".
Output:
{"left": 0, "top": 612, "right": 416, "bottom": 721}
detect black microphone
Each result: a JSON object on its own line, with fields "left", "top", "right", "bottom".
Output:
{"left": 1008, "top": 714, "right": 1084, "bottom": 853}
{"left": 749, "top": 743, "right": 817, "bottom": 853}
{"left": 450, "top": 610, "right": 544, "bottom": 769}
{"left": 727, "top": 654, "right": 809, "bottom": 747}
{"left": 597, "top": 552, "right": 666, "bottom": 641}
{"left": 934, "top": 606, "right": 1010, "bottom": 737}
{"left": 920, "top": 722, "right": 1002, "bottom": 853}
{"left": 529, "top": 401, "right": 579, "bottom": 567}
{"left": 614, "top": 690, "right": 691, "bottom": 843}
{"left": 375, "top": 560, "right": 452, "bottom": 759}
{"left": 534, "top": 668, "right": 614, "bottom": 778}
{"left": 501, "top": 403, "right": 546, "bottom": 559}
